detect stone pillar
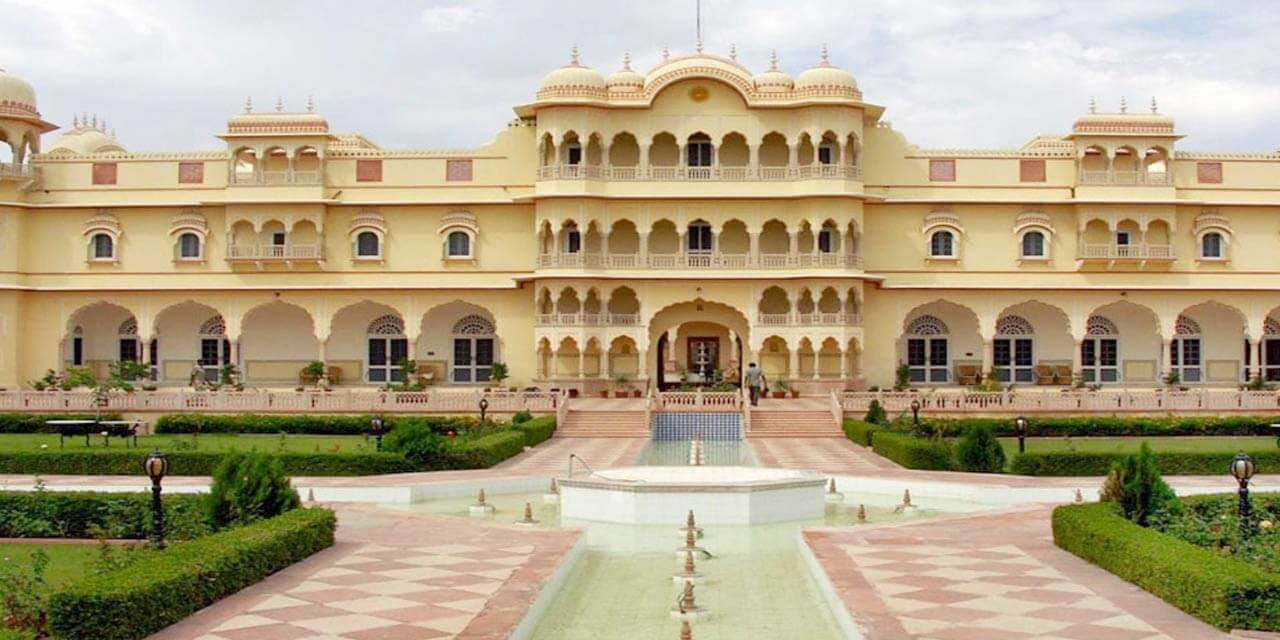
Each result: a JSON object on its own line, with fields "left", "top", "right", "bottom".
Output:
{"left": 840, "top": 348, "right": 849, "bottom": 380}
{"left": 787, "top": 348, "right": 800, "bottom": 381}
{"left": 787, "top": 144, "right": 798, "bottom": 172}
{"left": 1071, "top": 339, "right": 1083, "bottom": 380}
{"left": 788, "top": 231, "right": 799, "bottom": 256}
{"left": 637, "top": 349, "right": 648, "bottom": 382}
{"left": 140, "top": 339, "right": 153, "bottom": 380}
{"left": 639, "top": 145, "right": 650, "bottom": 177}
{"left": 599, "top": 231, "right": 610, "bottom": 260}
{"left": 748, "top": 231, "right": 761, "bottom": 266}
{"left": 812, "top": 350, "right": 821, "bottom": 380}
{"left": 639, "top": 232, "right": 650, "bottom": 266}
{"left": 664, "top": 330, "right": 678, "bottom": 374}
{"left": 578, "top": 349, "right": 587, "bottom": 379}
{"left": 748, "top": 145, "right": 759, "bottom": 178}
{"left": 981, "top": 340, "right": 994, "bottom": 379}
{"left": 1160, "top": 338, "right": 1172, "bottom": 383}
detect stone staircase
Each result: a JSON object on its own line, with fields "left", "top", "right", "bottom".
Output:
{"left": 555, "top": 409, "right": 651, "bottom": 438}
{"left": 747, "top": 409, "right": 843, "bottom": 438}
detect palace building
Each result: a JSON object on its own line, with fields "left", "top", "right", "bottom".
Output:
{"left": 2, "top": 47, "right": 1280, "bottom": 393}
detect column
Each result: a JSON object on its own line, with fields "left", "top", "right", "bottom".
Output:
{"left": 230, "top": 340, "right": 241, "bottom": 366}
{"left": 639, "top": 232, "right": 650, "bottom": 266}
{"left": 1259, "top": 339, "right": 1267, "bottom": 382}
{"left": 981, "top": 340, "right": 994, "bottom": 379}
{"left": 747, "top": 145, "right": 759, "bottom": 178}
{"left": 578, "top": 349, "right": 587, "bottom": 379}
{"left": 748, "top": 231, "right": 761, "bottom": 266}
{"left": 599, "top": 231, "right": 610, "bottom": 262}
{"left": 637, "top": 349, "right": 648, "bottom": 382}
{"left": 788, "top": 231, "right": 799, "bottom": 256}
{"left": 665, "top": 330, "right": 678, "bottom": 374}
{"left": 140, "top": 339, "right": 153, "bottom": 380}
{"left": 787, "top": 144, "right": 798, "bottom": 173}
{"left": 1160, "top": 338, "right": 1172, "bottom": 382}
{"left": 812, "top": 349, "right": 821, "bottom": 381}
{"left": 840, "top": 347, "right": 849, "bottom": 380}
{"left": 1071, "top": 339, "right": 1083, "bottom": 380}
{"left": 638, "top": 145, "right": 650, "bottom": 178}
{"left": 787, "top": 348, "right": 800, "bottom": 381}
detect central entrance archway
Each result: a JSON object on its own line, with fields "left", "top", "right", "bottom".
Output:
{"left": 647, "top": 298, "right": 749, "bottom": 390}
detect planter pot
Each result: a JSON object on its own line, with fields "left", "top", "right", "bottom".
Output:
{"left": 790, "top": 391, "right": 800, "bottom": 398}
{"left": 771, "top": 391, "right": 786, "bottom": 399}
{"left": 632, "top": 390, "right": 643, "bottom": 398}
{"left": 614, "top": 391, "right": 629, "bottom": 398}
{"left": 568, "top": 389, "right": 579, "bottom": 398}
{"left": 600, "top": 391, "right": 610, "bottom": 398}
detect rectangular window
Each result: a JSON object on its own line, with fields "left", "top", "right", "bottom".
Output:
{"left": 72, "top": 337, "right": 83, "bottom": 366}
{"left": 1019, "top": 159, "right": 1046, "bottom": 182}
{"left": 92, "top": 162, "right": 118, "bottom": 185}
{"left": 119, "top": 339, "right": 138, "bottom": 363}
{"left": 272, "top": 232, "right": 286, "bottom": 246}
{"left": 1197, "top": 162, "right": 1223, "bottom": 184}
{"left": 818, "top": 146, "right": 833, "bottom": 165}
{"left": 929, "top": 159, "right": 956, "bottom": 182}
{"left": 356, "top": 159, "right": 383, "bottom": 182}
{"left": 1115, "top": 231, "right": 1130, "bottom": 246}
{"left": 567, "top": 145, "right": 582, "bottom": 166}
{"left": 178, "top": 162, "right": 204, "bottom": 184}
{"left": 446, "top": 159, "right": 473, "bottom": 181}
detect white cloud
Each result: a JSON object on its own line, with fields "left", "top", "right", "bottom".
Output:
{"left": 420, "top": 6, "right": 485, "bottom": 33}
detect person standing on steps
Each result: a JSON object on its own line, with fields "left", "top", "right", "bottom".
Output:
{"left": 746, "top": 362, "right": 765, "bottom": 406}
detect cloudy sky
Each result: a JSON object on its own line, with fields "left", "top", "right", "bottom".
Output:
{"left": 4, "top": 0, "right": 1280, "bottom": 152}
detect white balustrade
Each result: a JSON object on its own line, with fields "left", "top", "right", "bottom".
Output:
{"left": 838, "top": 389, "right": 1280, "bottom": 414}
{"left": 536, "top": 163, "right": 863, "bottom": 182}
{"left": 538, "top": 250, "right": 864, "bottom": 271}
{"left": 4, "top": 389, "right": 562, "bottom": 414}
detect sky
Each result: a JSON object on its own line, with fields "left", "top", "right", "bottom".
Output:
{"left": 3, "top": 0, "right": 1280, "bottom": 153}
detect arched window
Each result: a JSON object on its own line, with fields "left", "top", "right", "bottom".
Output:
{"left": 452, "top": 314, "right": 496, "bottom": 383}
{"left": 818, "top": 223, "right": 839, "bottom": 254}
{"left": 1171, "top": 314, "right": 1203, "bottom": 383}
{"left": 905, "top": 314, "right": 949, "bottom": 383}
{"left": 197, "top": 315, "right": 230, "bottom": 383}
{"left": 177, "top": 232, "right": 202, "bottom": 260}
{"left": 1020, "top": 231, "right": 1046, "bottom": 258}
{"left": 686, "top": 133, "right": 713, "bottom": 168}
{"left": 91, "top": 233, "right": 115, "bottom": 260}
{"left": 1082, "top": 315, "right": 1119, "bottom": 384}
{"left": 1201, "top": 232, "right": 1223, "bottom": 259}
{"left": 565, "top": 140, "right": 582, "bottom": 166}
{"left": 928, "top": 230, "right": 955, "bottom": 258}
{"left": 446, "top": 231, "right": 472, "bottom": 258}
{"left": 355, "top": 231, "right": 380, "bottom": 258}
{"left": 117, "top": 318, "right": 140, "bottom": 364}
{"left": 687, "top": 220, "right": 713, "bottom": 254}
{"left": 994, "top": 315, "right": 1035, "bottom": 383}
{"left": 818, "top": 141, "right": 837, "bottom": 165}
{"left": 563, "top": 223, "right": 581, "bottom": 254}
{"left": 366, "top": 314, "right": 407, "bottom": 383}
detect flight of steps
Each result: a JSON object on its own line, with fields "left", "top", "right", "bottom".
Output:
{"left": 747, "top": 409, "right": 843, "bottom": 438}
{"left": 555, "top": 409, "right": 651, "bottom": 438}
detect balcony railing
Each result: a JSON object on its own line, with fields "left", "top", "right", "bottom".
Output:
{"left": 230, "top": 169, "right": 323, "bottom": 185}
{"left": 537, "top": 251, "right": 863, "bottom": 270}
{"left": 226, "top": 244, "right": 325, "bottom": 261}
{"left": 1078, "top": 243, "right": 1175, "bottom": 261}
{"left": 0, "top": 389, "right": 563, "bottom": 414}
{"left": 0, "top": 163, "right": 38, "bottom": 180}
{"left": 535, "top": 313, "right": 640, "bottom": 326}
{"left": 538, "top": 164, "right": 862, "bottom": 181}
{"left": 757, "top": 312, "right": 862, "bottom": 326}
{"left": 1079, "top": 170, "right": 1172, "bottom": 186}
{"left": 839, "top": 389, "right": 1280, "bottom": 414}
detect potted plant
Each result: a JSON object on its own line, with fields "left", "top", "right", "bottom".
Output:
{"left": 893, "top": 363, "right": 912, "bottom": 392}
{"left": 613, "top": 375, "right": 631, "bottom": 398}
{"left": 489, "top": 362, "right": 509, "bottom": 391}
{"left": 599, "top": 385, "right": 610, "bottom": 398}
{"left": 771, "top": 380, "right": 789, "bottom": 399}
{"left": 1163, "top": 371, "right": 1188, "bottom": 391}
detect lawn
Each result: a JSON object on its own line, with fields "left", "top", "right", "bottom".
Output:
{"left": 999, "top": 435, "right": 1276, "bottom": 460}
{"left": 0, "top": 433, "right": 375, "bottom": 455}
{"left": 0, "top": 543, "right": 105, "bottom": 589}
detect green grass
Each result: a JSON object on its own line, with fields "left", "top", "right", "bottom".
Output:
{"left": 999, "top": 435, "right": 1276, "bottom": 461}
{"left": 0, "top": 543, "right": 103, "bottom": 589}
{"left": 0, "top": 433, "right": 376, "bottom": 455}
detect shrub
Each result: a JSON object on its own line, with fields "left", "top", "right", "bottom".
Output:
{"left": 0, "top": 490, "right": 210, "bottom": 540}
{"left": 872, "top": 431, "right": 953, "bottom": 470}
{"left": 954, "top": 425, "right": 1006, "bottom": 473}
{"left": 447, "top": 430, "right": 527, "bottom": 469}
{"left": 918, "top": 415, "right": 1276, "bottom": 438}
{"left": 0, "top": 414, "right": 123, "bottom": 434}
{"left": 1009, "top": 449, "right": 1280, "bottom": 477}
{"left": 1100, "top": 443, "right": 1180, "bottom": 526}
{"left": 206, "top": 453, "right": 300, "bottom": 529}
{"left": 842, "top": 419, "right": 882, "bottom": 447}
{"left": 863, "top": 400, "right": 887, "bottom": 425}
{"left": 512, "top": 410, "right": 533, "bottom": 424}
{"left": 47, "top": 507, "right": 336, "bottom": 640}
{"left": 382, "top": 426, "right": 450, "bottom": 470}
{"left": 0, "top": 450, "right": 414, "bottom": 476}
{"left": 508, "top": 415, "right": 555, "bottom": 446}
{"left": 1053, "top": 502, "right": 1280, "bottom": 630}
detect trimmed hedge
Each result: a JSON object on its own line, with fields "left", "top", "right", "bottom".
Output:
{"left": 1011, "top": 449, "right": 1280, "bottom": 477}
{"left": 447, "top": 430, "right": 528, "bottom": 469}
{"left": 0, "top": 490, "right": 210, "bottom": 539}
{"left": 842, "top": 419, "right": 882, "bottom": 447}
{"left": 47, "top": 507, "right": 337, "bottom": 640}
{"left": 871, "top": 431, "right": 953, "bottom": 470}
{"left": 0, "top": 450, "right": 415, "bottom": 476}
{"left": 921, "top": 415, "right": 1278, "bottom": 438}
{"left": 155, "top": 413, "right": 488, "bottom": 435}
{"left": 509, "top": 415, "right": 556, "bottom": 447}
{"left": 1053, "top": 502, "right": 1280, "bottom": 630}
{"left": 0, "top": 413, "right": 123, "bottom": 434}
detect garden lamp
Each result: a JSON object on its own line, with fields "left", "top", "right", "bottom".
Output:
{"left": 1231, "top": 452, "right": 1256, "bottom": 538}
{"left": 143, "top": 450, "right": 169, "bottom": 549}
{"left": 370, "top": 415, "right": 385, "bottom": 451}
{"left": 910, "top": 398, "right": 921, "bottom": 425}
{"left": 1015, "top": 416, "right": 1028, "bottom": 454}
{"left": 479, "top": 397, "right": 490, "bottom": 424}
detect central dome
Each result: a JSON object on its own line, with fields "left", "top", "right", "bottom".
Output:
{"left": 753, "top": 51, "right": 793, "bottom": 93}
{"left": 537, "top": 47, "right": 606, "bottom": 99}
{"left": 794, "top": 47, "right": 859, "bottom": 97}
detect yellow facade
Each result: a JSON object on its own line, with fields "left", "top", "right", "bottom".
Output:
{"left": 3, "top": 49, "right": 1280, "bottom": 392}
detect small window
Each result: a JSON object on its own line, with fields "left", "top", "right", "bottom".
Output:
{"left": 687, "top": 134, "right": 713, "bottom": 167}
{"left": 1201, "top": 232, "right": 1224, "bottom": 259}
{"left": 818, "top": 229, "right": 835, "bottom": 253}
{"left": 1115, "top": 231, "right": 1131, "bottom": 246}
{"left": 178, "top": 232, "right": 201, "bottom": 259}
{"left": 91, "top": 233, "right": 115, "bottom": 260}
{"left": 447, "top": 231, "right": 472, "bottom": 257}
{"left": 271, "top": 232, "right": 286, "bottom": 246}
{"left": 929, "top": 230, "right": 955, "bottom": 258}
{"left": 566, "top": 143, "right": 582, "bottom": 166}
{"left": 356, "top": 231, "right": 380, "bottom": 257}
{"left": 1020, "top": 231, "right": 1046, "bottom": 258}
{"left": 565, "top": 229, "right": 581, "bottom": 254}
{"left": 818, "top": 143, "right": 835, "bottom": 165}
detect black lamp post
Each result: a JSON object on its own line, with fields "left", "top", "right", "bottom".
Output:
{"left": 1015, "top": 416, "right": 1028, "bottom": 454}
{"left": 143, "top": 450, "right": 169, "bottom": 550}
{"left": 1231, "top": 452, "right": 1256, "bottom": 538}
{"left": 479, "top": 397, "right": 490, "bottom": 424}
{"left": 370, "top": 415, "right": 385, "bottom": 452}
{"left": 910, "top": 399, "right": 921, "bottom": 425}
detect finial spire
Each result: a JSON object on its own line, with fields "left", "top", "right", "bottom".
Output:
{"left": 1120, "top": 96, "right": 1128, "bottom": 114}
{"left": 622, "top": 50, "right": 632, "bottom": 71}
{"left": 90, "top": 114, "right": 97, "bottom": 129}
{"left": 696, "top": 38, "right": 703, "bottom": 53}
{"left": 1150, "top": 96, "right": 1158, "bottom": 114}
{"left": 569, "top": 44, "right": 580, "bottom": 66}
{"left": 729, "top": 43, "right": 737, "bottom": 61}
{"left": 1088, "top": 96, "right": 1096, "bottom": 114}
{"left": 820, "top": 43, "right": 830, "bottom": 65}
{"left": 72, "top": 114, "right": 79, "bottom": 128}
{"left": 769, "top": 49, "right": 779, "bottom": 71}
{"left": 662, "top": 45, "right": 670, "bottom": 61}
{"left": 306, "top": 95, "right": 315, "bottom": 113}
{"left": 244, "top": 97, "right": 252, "bottom": 113}
{"left": 275, "top": 96, "right": 283, "bottom": 112}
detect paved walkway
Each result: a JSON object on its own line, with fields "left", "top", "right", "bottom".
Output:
{"left": 151, "top": 505, "right": 580, "bottom": 640}
{"left": 751, "top": 437, "right": 901, "bottom": 474}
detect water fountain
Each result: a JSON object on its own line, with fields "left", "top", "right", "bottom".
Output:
{"left": 469, "top": 488, "right": 495, "bottom": 516}
{"left": 1074, "top": 488, "right": 1084, "bottom": 503}
{"left": 515, "top": 502, "right": 539, "bottom": 526}
{"left": 675, "top": 527, "right": 709, "bottom": 558}
{"left": 670, "top": 581, "right": 706, "bottom": 620}
{"left": 544, "top": 478, "right": 561, "bottom": 504}
{"left": 825, "top": 478, "right": 844, "bottom": 503}
{"left": 688, "top": 439, "right": 705, "bottom": 466}
{"left": 672, "top": 550, "right": 704, "bottom": 585}
{"left": 678, "top": 510, "right": 703, "bottom": 538}
{"left": 892, "top": 489, "right": 917, "bottom": 514}
{"left": 856, "top": 504, "right": 867, "bottom": 523}
{"left": 680, "top": 620, "right": 692, "bottom": 639}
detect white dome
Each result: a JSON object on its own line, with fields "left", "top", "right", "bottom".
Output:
{"left": 754, "top": 51, "right": 793, "bottom": 93}
{"left": 48, "top": 123, "right": 126, "bottom": 155}
{"left": 606, "top": 53, "right": 644, "bottom": 93}
{"left": 795, "top": 48, "right": 859, "bottom": 96}
{"left": 537, "top": 48, "right": 606, "bottom": 99}
{"left": 0, "top": 68, "right": 39, "bottom": 119}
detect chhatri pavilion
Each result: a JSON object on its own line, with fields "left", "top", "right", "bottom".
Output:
{"left": 1, "top": 46, "right": 1278, "bottom": 393}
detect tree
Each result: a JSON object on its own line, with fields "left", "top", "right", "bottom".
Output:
{"left": 1100, "top": 442, "right": 1181, "bottom": 526}
{"left": 954, "top": 425, "right": 1007, "bottom": 473}
{"left": 864, "top": 399, "right": 887, "bottom": 425}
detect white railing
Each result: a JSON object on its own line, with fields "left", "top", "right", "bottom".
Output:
{"left": 230, "top": 169, "right": 323, "bottom": 185}
{"left": 0, "top": 389, "right": 562, "bottom": 414}
{"left": 537, "top": 164, "right": 862, "bottom": 182}
{"left": 535, "top": 313, "right": 639, "bottom": 326}
{"left": 226, "top": 244, "right": 324, "bottom": 261}
{"left": 655, "top": 390, "right": 742, "bottom": 411}
{"left": 0, "top": 163, "right": 38, "bottom": 179}
{"left": 1079, "top": 170, "right": 1173, "bottom": 186}
{"left": 757, "top": 312, "right": 861, "bottom": 326}
{"left": 838, "top": 389, "right": 1280, "bottom": 414}
{"left": 1078, "top": 243, "right": 1175, "bottom": 260}
{"left": 538, "top": 251, "right": 863, "bottom": 270}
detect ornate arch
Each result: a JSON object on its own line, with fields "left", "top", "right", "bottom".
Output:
{"left": 366, "top": 314, "right": 405, "bottom": 336}
{"left": 453, "top": 314, "right": 495, "bottom": 335}
{"left": 199, "top": 315, "right": 226, "bottom": 336}
{"left": 1085, "top": 315, "right": 1118, "bottom": 336}
{"left": 117, "top": 318, "right": 138, "bottom": 336}
{"left": 1174, "top": 314, "right": 1203, "bottom": 336}
{"left": 995, "top": 315, "right": 1034, "bottom": 336}
{"left": 1265, "top": 317, "right": 1280, "bottom": 336}
{"left": 906, "top": 314, "right": 949, "bottom": 336}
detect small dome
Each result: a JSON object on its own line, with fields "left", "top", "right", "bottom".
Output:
{"left": 794, "top": 47, "right": 859, "bottom": 96}
{"left": 606, "top": 52, "right": 644, "bottom": 93}
{"left": 754, "top": 51, "right": 793, "bottom": 93}
{"left": 537, "top": 47, "right": 606, "bottom": 99}
{"left": 48, "top": 118, "right": 126, "bottom": 155}
{"left": 0, "top": 68, "right": 39, "bottom": 119}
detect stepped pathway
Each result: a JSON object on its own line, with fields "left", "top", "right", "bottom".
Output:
{"left": 751, "top": 437, "right": 900, "bottom": 474}
{"left": 554, "top": 399, "right": 651, "bottom": 438}
{"left": 747, "top": 399, "right": 844, "bottom": 437}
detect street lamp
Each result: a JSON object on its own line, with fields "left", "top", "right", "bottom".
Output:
{"left": 370, "top": 415, "right": 385, "bottom": 452}
{"left": 143, "top": 450, "right": 169, "bottom": 550}
{"left": 910, "top": 399, "right": 921, "bottom": 425}
{"left": 479, "top": 397, "right": 490, "bottom": 424}
{"left": 1015, "top": 416, "right": 1028, "bottom": 454}
{"left": 1231, "top": 452, "right": 1257, "bottom": 538}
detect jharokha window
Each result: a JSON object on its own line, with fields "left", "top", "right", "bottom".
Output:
{"left": 92, "top": 162, "right": 118, "bottom": 185}
{"left": 446, "top": 159, "right": 473, "bottom": 182}
{"left": 356, "top": 159, "right": 383, "bottom": 182}
{"left": 929, "top": 159, "right": 956, "bottom": 182}
{"left": 1019, "top": 159, "right": 1046, "bottom": 182}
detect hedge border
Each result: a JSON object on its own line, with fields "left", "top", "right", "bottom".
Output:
{"left": 921, "top": 415, "right": 1278, "bottom": 438}
{"left": 1011, "top": 449, "right": 1280, "bottom": 477}
{"left": 0, "top": 450, "right": 415, "bottom": 476}
{"left": 842, "top": 419, "right": 882, "bottom": 447}
{"left": 870, "top": 431, "right": 953, "bottom": 470}
{"left": 0, "top": 414, "right": 123, "bottom": 434}
{"left": 0, "top": 490, "right": 209, "bottom": 539}
{"left": 1053, "top": 502, "right": 1280, "bottom": 630}
{"left": 154, "top": 413, "right": 485, "bottom": 436}
{"left": 47, "top": 507, "right": 336, "bottom": 640}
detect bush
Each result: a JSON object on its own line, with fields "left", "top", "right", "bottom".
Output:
{"left": 872, "top": 431, "right": 953, "bottom": 470}
{"left": 47, "top": 507, "right": 336, "bottom": 640}
{"left": 954, "top": 425, "right": 1007, "bottom": 473}
{"left": 0, "top": 414, "right": 123, "bottom": 434}
{"left": 842, "top": 419, "right": 882, "bottom": 447}
{"left": 0, "top": 490, "right": 210, "bottom": 540}
{"left": 1100, "top": 443, "right": 1180, "bottom": 526}
{"left": 206, "top": 453, "right": 300, "bottom": 528}
{"left": 382, "top": 427, "right": 451, "bottom": 470}
{"left": 154, "top": 414, "right": 488, "bottom": 436}
{"left": 447, "top": 430, "right": 527, "bottom": 469}
{"left": 863, "top": 400, "right": 887, "bottom": 425}
{"left": 1053, "top": 502, "right": 1280, "bottom": 630}
{"left": 509, "top": 415, "right": 556, "bottom": 446}
{"left": 0, "top": 450, "right": 415, "bottom": 476}
{"left": 917, "top": 415, "right": 1276, "bottom": 439}
{"left": 512, "top": 410, "right": 533, "bottom": 424}
{"left": 1009, "top": 449, "right": 1280, "bottom": 477}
